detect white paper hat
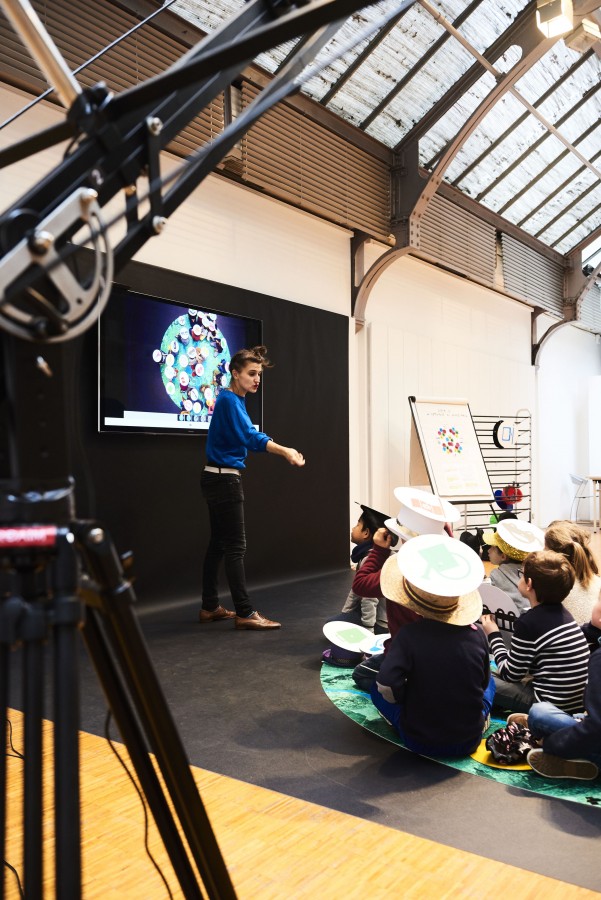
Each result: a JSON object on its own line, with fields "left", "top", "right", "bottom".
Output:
{"left": 385, "top": 486, "right": 460, "bottom": 542}
{"left": 380, "top": 534, "right": 484, "bottom": 625}
{"left": 483, "top": 519, "right": 545, "bottom": 560}
{"left": 322, "top": 620, "right": 373, "bottom": 653}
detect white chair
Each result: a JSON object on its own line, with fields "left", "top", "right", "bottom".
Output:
{"left": 570, "top": 473, "right": 591, "bottom": 524}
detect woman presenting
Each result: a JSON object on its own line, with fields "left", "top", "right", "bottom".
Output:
{"left": 199, "top": 345, "right": 305, "bottom": 630}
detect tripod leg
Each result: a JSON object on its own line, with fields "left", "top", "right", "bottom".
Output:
{"left": 0, "top": 638, "right": 8, "bottom": 900}
{"left": 77, "top": 523, "right": 236, "bottom": 900}
{"left": 51, "top": 529, "right": 83, "bottom": 899}
{"left": 22, "top": 600, "right": 46, "bottom": 900}
{"left": 83, "top": 609, "right": 203, "bottom": 899}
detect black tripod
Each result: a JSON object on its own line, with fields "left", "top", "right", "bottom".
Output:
{"left": 1, "top": 336, "right": 237, "bottom": 898}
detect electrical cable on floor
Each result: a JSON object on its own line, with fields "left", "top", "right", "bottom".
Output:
{"left": 3, "top": 859, "right": 24, "bottom": 899}
{"left": 6, "top": 716, "right": 24, "bottom": 759}
{"left": 103, "top": 710, "right": 174, "bottom": 900}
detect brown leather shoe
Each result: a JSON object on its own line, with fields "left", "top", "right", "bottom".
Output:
{"left": 235, "top": 611, "right": 281, "bottom": 630}
{"left": 198, "top": 605, "right": 236, "bottom": 623}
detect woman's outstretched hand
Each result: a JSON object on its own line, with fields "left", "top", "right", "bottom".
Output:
{"left": 266, "top": 440, "right": 305, "bottom": 466}
{"left": 285, "top": 447, "right": 305, "bottom": 466}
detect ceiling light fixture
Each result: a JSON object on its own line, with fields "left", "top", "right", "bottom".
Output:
{"left": 536, "top": 0, "right": 574, "bottom": 37}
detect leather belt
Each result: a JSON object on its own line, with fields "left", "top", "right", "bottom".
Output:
{"left": 204, "top": 465, "right": 241, "bottom": 475}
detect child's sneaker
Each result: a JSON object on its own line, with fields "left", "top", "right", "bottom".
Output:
{"left": 527, "top": 749, "right": 599, "bottom": 781}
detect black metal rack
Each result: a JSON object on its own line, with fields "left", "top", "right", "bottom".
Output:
{"left": 455, "top": 412, "right": 532, "bottom": 536}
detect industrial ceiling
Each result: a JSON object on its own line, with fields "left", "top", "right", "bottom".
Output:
{"left": 171, "top": 0, "right": 601, "bottom": 265}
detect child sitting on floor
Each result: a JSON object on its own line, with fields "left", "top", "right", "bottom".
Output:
{"left": 321, "top": 505, "right": 388, "bottom": 667}
{"left": 482, "top": 519, "right": 544, "bottom": 615}
{"left": 371, "top": 534, "right": 494, "bottom": 758}
{"left": 338, "top": 504, "right": 389, "bottom": 633}
{"left": 482, "top": 550, "right": 590, "bottom": 715}
{"left": 351, "top": 487, "right": 460, "bottom": 689}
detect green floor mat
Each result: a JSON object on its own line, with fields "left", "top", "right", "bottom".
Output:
{"left": 321, "top": 665, "right": 601, "bottom": 808}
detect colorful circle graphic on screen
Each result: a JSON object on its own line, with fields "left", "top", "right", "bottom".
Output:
{"left": 436, "top": 426, "right": 463, "bottom": 454}
{"left": 152, "top": 310, "right": 231, "bottom": 418}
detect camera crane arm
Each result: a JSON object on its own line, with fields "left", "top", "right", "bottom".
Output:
{"left": 0, "top": 0, "right": 415, "bottom": 344}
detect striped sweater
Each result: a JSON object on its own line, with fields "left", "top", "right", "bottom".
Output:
{"left": 488, "top": 604, "right": 590, "bottom": 714}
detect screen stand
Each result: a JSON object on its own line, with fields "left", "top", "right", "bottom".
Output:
{"left": 0, "top": 331, "right": 236, "bottom": 899}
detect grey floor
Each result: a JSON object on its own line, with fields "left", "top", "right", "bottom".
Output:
{"left": 8, "top": 571, "right": 601, "bottom": 892}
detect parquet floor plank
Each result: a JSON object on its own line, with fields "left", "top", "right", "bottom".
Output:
{"left": 5, "top": 710, "right": 598, "bottom": 899}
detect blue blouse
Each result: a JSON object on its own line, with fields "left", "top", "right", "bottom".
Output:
{"left": 206, "top": 390, "right": 271, "bottom": 469}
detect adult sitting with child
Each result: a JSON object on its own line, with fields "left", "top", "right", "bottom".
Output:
{"left": 523, "top": 592, "right": 601, "bottom": 781}
{"left": 481, "top": 549, "right": 590, "bottom": 715}
{"left": 371, "top": 534, "right": 495, "bottom": 758}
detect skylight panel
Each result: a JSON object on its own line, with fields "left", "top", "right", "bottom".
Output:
{"left": 418, "top": 70, "right": 498, "bottom": 169}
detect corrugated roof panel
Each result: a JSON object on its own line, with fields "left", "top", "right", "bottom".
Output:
{"left": 173, "top": 0, "right": 241, "bottom": 34}
{"left": 514, "top": 42, "right": 592, "bottom": 105}
{"left": 455, "top": 0, "right": 528, "bottom": 54}
{"left": 571, "top": 123, "right": 601, "bottom": 162}
{"left": 255, "top": 39, "right": 298, "bottom": 74}
{"left": 486, "top": 134, "right": 591, "bottom": 214}
{"left": 301, "top": 1, "right": 405, "bottom": 102}
{"left": 444, "top": 92, "right": 526, "bottom": 184}
{"left": 555, "top": 213, "right": 601, "bottom": 255}
{"left": 262, "top": 5, "right": 393, "bottom": 86}
{"left": 535, "top": 63, "right": 601, "bottom": 128}
{"left": 553, "top": 96, "right": 601, "bottom": 147}
{"left": 326, "top": 5, "right": 448, "bottom": 129}
{"left": 364, "top": 38, "right": 475, "bottom": 145}
{"left": 503, "top": 157, "right": 586, "bottom": 227}
{"left": 418, "top": 70, "right": 498, "bottom": 168}
{"left": 456, "top": 117, "right": 548, "bottom": 204}
{"left": 538, "top": 184, "right": 601, "bottom": 246}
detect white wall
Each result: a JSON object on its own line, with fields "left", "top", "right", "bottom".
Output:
{"left": 352, "top": 251, "right": 536, "bottom": 523}
{"left": 536, "top": 325, "right": 601, "bottom": 525}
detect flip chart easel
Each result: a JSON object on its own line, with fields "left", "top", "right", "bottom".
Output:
{"left": 408, "top": 397, "right": 493, "bottom": 508}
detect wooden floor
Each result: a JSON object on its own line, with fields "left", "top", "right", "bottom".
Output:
{"left": 5, "top": 710, "right": 599, "bottom": 899}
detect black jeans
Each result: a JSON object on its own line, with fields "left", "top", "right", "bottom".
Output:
{"left": 200, "top": 472, "right": 253, "bottom": 617}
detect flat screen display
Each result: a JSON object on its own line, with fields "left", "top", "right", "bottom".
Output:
{"left": 99, "top": 285, "right": 263, "bottom": 435}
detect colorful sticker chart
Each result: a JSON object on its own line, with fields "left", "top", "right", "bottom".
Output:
{"left": 154, "top": 309, "right": 231, "bottom": 424}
